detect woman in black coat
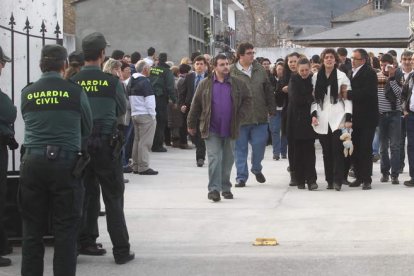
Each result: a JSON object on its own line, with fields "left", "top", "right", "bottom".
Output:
{"left": 281, "top": 52, "right": 301, "bottom": 186}
{"left": 286, "top": 58, "right": 317, "bottom": 190}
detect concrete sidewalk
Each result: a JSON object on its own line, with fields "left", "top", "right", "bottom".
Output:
{"left": 2, "top": 143, "right": 414, "bottom": 276}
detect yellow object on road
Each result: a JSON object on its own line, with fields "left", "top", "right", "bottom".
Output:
{"left": 253, "top": 238, "right": 278, "bottom": 246}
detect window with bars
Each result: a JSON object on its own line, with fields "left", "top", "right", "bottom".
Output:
{"left": 375, "top": 0, "right": 384, "bottom": 10}
{"left": 188, "top": 7, "right": 210, "bottom": 56}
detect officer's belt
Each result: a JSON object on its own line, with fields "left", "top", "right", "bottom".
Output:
{"left": 24, "top": 147, "right": 78, "bottom": 159}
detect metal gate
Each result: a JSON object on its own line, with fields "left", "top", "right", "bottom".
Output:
{"left": 1, "top": 13, "right": 62, "bottom": 239}
{"left": 0, "top": 13, "right": 62, "bottom": 174}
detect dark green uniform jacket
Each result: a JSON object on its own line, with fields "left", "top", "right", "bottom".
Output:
{"left": 71, "top": 65, "right": 126, "bottom": 134}
{"left": 21, "top": 72, "right": 92, "bottom": 151}
{"left": 149, "top": 63, "right": 176, "bottom": 102}
{"left": 0, "top": 89, "right": 17, "bottom": 136}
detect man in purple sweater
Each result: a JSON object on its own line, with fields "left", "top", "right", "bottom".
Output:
{"left": 187, "top": 54, "right": 252, "bottom": 202}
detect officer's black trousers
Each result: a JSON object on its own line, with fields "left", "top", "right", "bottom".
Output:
{"left": 81, "top": 140, "right": 130, "bottom": 259}
{"left": 152, "top": 95, "right": 168, "bottom": 150}
{"left": 19, "top": 150, "right": 83, "bottom": 276}
{"left": 0, "top": 144, "right": 8, "bottom": 254}
{"left": 78, "top": 176, "right": 100, "bottom": 247}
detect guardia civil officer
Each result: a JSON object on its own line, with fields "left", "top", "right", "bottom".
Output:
{"left": 0, "top": 46, "right": 15, "bottom": 268}
{"left": 20, "top": 44, "right": 92, "bottom": 276}
{"left": 71, "top": 32, "right": 134, "bottom": 264}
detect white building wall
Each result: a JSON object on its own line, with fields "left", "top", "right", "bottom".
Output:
{"left": 0, "top": 0, "right": 63, "bottom": 171}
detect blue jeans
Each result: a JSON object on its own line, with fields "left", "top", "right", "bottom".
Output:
{"left": 268, "top": 111, "right": 287, "bottom": 157}
{"left": 372, "top": 126, "right": 380, "bottom": 155}
{"left": 379, "top": 111, "right": 401, "bottom": 177}
{"left": 234, "top": 123, "right": 268, "bottom": 182}
{"left": 205, "top": 133, "right": 234, "bottom": 193}
{"left": 406, "top": 114, "right": 414, "bottom": 178}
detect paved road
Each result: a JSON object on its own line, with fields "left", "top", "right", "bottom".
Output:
{"left": 2, "top": 143, "right": 414, "bottom": 276}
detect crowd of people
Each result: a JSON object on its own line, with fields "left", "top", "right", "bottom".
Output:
{"left": 2, "top": 32, "right": 414, "bottom": 274}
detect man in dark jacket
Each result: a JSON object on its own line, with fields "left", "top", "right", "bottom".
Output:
{"left": 179, "top": 55, "right": 209, "bottom": 166}
{"left": 0, "top": 46, "right": 15, "bottom": 267}
{"left": 149, "top": 52, "right": 176, "bottom": 152}
{"left": 348, "top": 49, "right": 379, "bottom": 190}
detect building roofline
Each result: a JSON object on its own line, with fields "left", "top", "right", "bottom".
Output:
{"left": 71, "top": 0, "right": 88, "bottom": 5}
{"left": 229, "top": 0, "right": 244, "bottom": 11}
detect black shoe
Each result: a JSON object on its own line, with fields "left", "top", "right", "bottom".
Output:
{"left": 308, "top": 183, "right": 318, "bottom": 191}
{"left": 208, "top": 190, "right": 221, "bottom": 202}
{"left": 281, "top": 155, "right": 287, "bottom": 159}
{"left": 235, "top": 180, "right": 246, "bottom": 188}
{"left": 273, "top": 154, "right": 280, "bottom": 161}
{"left": 372, "top": 154, "right": 380, "bottom": 162}
{"left": 391, "top": 176, "right": 399, "bottom": 185}
{"left": 222, "top": 191, "right": 234, "bottom": 199}
{"left": 404, "top": 179, "right": 414, "bottom": 187}
{"left": 123, "top": 166, "right": 133, "bottom": 173}
{"left": 138, "top": 168, "right": 159, "bottom": 175}
{"left": 297, "top": 184, "right": 305, "bottom": 189}
{"left": 380, "top": 174, "right": 389, "bottom": 183}
{"left": 115, "top": 251, "right": 135, "bottom": 265}
{"left": 79, "top": 244, "right": 107, "bottom": 256}
{"left": 349, "top": 179, "right": 362, "bottom": 187}
{"left": 362, "top": 182, "right": 372, "bottom": 190}
{"left": 196, "top": 159, "right": 205, "bottom": 167}
{"left": 0, "top": 256, "right": 11, "bottom": 267}
{"left": 343, "top": 179, "right": 351, "bottom": 185}
{"left": 326, "top": 183, "right": 333, "bottom": 189}
{"left": 152, "top": 147, "right": 167, "bottom": 152}
{"left": 99, "top": 211, "right": 106, "bottom": 216}
{"left": 334, "top": 183, "right": 341, "bottom": 191}
{"left": 289, "top": 172, "right": 297, "bottom": 186}
{"left": 253, "top": 172, "right": 266, "bottom": 183}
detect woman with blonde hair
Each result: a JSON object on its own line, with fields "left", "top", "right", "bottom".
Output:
{"left": 102, "top": 58, "right": 122, "bottom": 77}
{"left": 180, "top": 57, "right": 192, "bottom": 65}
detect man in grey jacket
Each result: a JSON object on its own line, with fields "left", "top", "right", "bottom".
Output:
{"left": 230, "top": 43, "right": 276, "bottom": 187}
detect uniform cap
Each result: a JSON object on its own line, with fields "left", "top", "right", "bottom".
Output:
{"left": 0, "top": 46, "right": 11, "bottom": 63}
{"left": 41, "top": 44, "right": 68, "bottom": 61}
{"left": 68, "top": 50, "right": 84, "bottom": 65}
{"left": 82, "top": 32, "right": 107, "bottom": 51}
{"left": 159, "top": 53, "right": 167, "bottom": 63}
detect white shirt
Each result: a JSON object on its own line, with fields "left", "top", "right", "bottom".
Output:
{"left": 236, "top": 62, "right": 252, "bottom": 78}
{"left": 352, "top": 64, "right": 364, "bottom": 78}
{"left": 143, "top": 57, "right": 154, "bottom": 67}
{"left": 410, "top": 86, "right": 414, "bottom": 112}
{"left": 311, "top": 69, "right": 353, "bottom": 134}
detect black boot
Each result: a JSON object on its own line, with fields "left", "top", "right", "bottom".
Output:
{"left": 289, "top": 172, "right": 297, "bottom": 186}
{"left": 0, "top": 256, "right": 11, "bottom": 267}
